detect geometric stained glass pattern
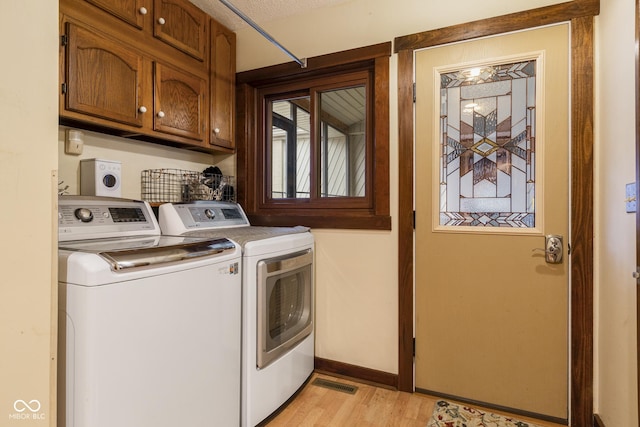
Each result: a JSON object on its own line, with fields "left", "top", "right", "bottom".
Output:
{"left": 438, "top": 60, "right": 537, "bottom": 228}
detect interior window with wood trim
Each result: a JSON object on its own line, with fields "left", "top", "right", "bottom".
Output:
{"left": 236, "top": 43, "right": 391, "bottom": 230}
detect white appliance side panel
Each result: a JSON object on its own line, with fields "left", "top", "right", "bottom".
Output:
{"left": 59, "top": 260, "right": 242, "bottom": 427}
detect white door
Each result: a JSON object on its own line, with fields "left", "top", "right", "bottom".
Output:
{"left": 414, "top": 24, "right": 570, "bottom": 420}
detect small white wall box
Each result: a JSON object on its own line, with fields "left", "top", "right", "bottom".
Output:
{"left": 80, "top": 159, "right": 122, "bottom": 197}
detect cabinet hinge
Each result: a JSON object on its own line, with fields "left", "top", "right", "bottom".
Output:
{"left": 412, "top": 83, "right": 416, "bottom": 103}
{"left": 413, "top": 337, "right": 416, "bottom": 357}
{"left": 61, "top": 35, "right": 68, "bottom": 46}
{"left": 413, "top": 210, "right": 416, "bottom": 229}
{"left": 61, "top": 83, "right": 67, "bottom": 94}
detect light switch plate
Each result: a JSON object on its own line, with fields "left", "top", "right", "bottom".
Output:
{"left": 626, "top": 182, "right": 636, "bottom": 213}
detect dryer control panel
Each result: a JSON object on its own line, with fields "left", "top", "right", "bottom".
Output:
{"left": 159, "top": 201, "right": 250, "bottom": 234}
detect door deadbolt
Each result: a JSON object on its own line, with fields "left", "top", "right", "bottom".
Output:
{"left": 532, "top": 235, "right": 563, "bottom": 264}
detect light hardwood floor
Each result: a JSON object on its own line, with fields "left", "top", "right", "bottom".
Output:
{"left": 263, "top": 373, "right": 567, "bottom": 427}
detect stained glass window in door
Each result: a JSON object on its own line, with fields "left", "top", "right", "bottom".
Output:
{"left": 439, "top": 60, "right": 536, "bottom": 228}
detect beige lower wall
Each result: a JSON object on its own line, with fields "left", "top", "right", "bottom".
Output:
{"left": 312, "top": 227, "right": 398, "bottom": 374}
{"left": 594, "top": 0, "right": 639, "bottom": 425}
{"left": 0, "top": 2, "right": 59, "bottom": 426}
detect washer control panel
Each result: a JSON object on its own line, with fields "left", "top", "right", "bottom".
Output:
{"left": 59, "top": 196, "right": 159, "bottom": 241}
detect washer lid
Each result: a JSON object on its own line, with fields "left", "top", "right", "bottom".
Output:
{"left": 60, "top": 236, "right": 236, "bottom": 270}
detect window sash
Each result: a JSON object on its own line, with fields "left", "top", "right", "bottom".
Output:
{"left": 260, "top": 72, "right": 373, "bottom": 209}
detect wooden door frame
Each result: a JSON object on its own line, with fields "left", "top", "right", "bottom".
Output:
{"left": 395, "top": 1, "right": 599, "bottom": 425}
{"left": 635, "top": 0, "right": 640, "bottom": 422}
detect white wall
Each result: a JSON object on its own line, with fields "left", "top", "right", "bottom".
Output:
{"left": 235, "top": 0, "right": 567, "bottom": 375}
{"left": 0, "top": 2, "right": 58, "bottom": 426}
{"left": 594, "top": 0, "right": 639, "bottom": 425}
{"left": 58, "top": 128, "right": 235, "bottom": 199}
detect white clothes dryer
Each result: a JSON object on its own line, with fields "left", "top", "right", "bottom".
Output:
{"left": 159, "top": 201, "right": 314, "bottom": 427}
{"left": 58, "top": 196, "right": 242, "bottom": 427}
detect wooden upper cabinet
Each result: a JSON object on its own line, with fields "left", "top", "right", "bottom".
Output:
{"left": 154, "top": 62, "right": 207, "bottom": 141}
{"left": 65, "top": 22, "right": 145, "bottom": 127}
{"left": 210, "top": 19, "right": 236, "bottom": 149}
{"left": 153, "top": 0, "right": 207, "bottom": 61}
{"left": 84, "top": 0, "right": 148, "bottom": 29}
{"left": 60, "top": 0, "right": 235, "bottom": 152}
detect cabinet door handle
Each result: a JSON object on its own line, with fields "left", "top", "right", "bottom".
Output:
{"left": 158, "top": 17, "right": 166, "bottom": 25}
{"left": 213, "top": 127, "right": 220, "bottom": 134}
{"left": 157, "top": 111, "right": 165, "bottom": 118}
{"left": 139, "top": 7, "right": 147, "bottom": 15}
{"left": 138, "top": 106, "right": 147, "bottom": 113}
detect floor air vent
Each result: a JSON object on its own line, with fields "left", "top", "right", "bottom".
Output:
{"left": 311, "top": 378, "right": 358, "bottom": 394}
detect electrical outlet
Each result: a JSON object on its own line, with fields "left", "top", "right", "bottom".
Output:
{"left": 625, "top": 182, "right": 636, "bottom": 213}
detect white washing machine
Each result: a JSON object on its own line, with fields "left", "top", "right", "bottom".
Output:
{"left": 158, "top": 201, "right": 315, "bottom": 427}
{"left": 58, "top": 196, "right": 242, "bottom": 427}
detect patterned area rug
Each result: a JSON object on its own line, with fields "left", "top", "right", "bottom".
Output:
{"left": 427, "top": 400, "right": 544, "bottom": 427}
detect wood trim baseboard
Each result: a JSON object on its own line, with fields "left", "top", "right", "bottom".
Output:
{"left": 314, "top": 357, "right": 398, "bottom": 390}
{"left": 594, "top": 413, "right": 606, "bottom": 427}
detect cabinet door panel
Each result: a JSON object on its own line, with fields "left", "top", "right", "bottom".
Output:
{"left": 85, "top": 0, "right": 147, "bottom": 29}
{"left": 210, "top": 20, "right": 235, "bottom": 149}
{"left": 153, "top": 0, "right": 207, "bottom": 61}
{"left": 66, "top": 23, "right": 144, "bottom": 127}
{"left": 154, "top": 62, "right": 206, "bottom": 141}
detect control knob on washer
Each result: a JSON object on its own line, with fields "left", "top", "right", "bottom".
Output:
{"left": 204, "top": 208, "right": 215, "bottom": 219}
{"left": 74, "top": 208, "right": 94, "bottom": 223}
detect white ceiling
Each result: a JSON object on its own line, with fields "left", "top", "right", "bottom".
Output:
{"left": 190, "top": 0, "right": 354, "bottom": 31}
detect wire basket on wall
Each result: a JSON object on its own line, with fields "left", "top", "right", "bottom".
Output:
{"left": 141, "top": 169, "right": 236, "bottom": 203}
